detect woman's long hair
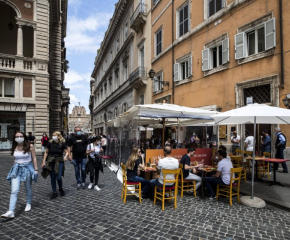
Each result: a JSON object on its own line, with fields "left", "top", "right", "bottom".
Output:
{"left": 126, "top": 147, "right": 139, "bottom": 170}
{"left": 50, "top": 131, "right": 65, "bottom": 144}
{"left": 11, "top": 131, "right": 30, "bottom": 155}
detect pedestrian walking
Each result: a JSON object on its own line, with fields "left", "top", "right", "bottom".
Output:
{"left": 1, "top": 131, "right": 38, "bottom": 219}
{"left": 68, "top": 127, "right": 89, "bottom": 189}
{"left": 274, "top": 127, "right": 288, "bottom": 173}
{"left": 41, "top": 132, "right": 49, "bottom": 158}
{"left": 27, "top": 132, "right": 36, "bottom": 145}
{"left": 41, "top": 131, "right": 68, "bottom": 200}
{"left": 86, "top": 136, "right": 103, "bottom": 190}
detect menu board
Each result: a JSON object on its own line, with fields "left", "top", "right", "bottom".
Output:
{"left": 219, "top": 125, "right": 227, "bottom": 139}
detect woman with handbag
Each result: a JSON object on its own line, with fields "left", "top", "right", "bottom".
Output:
{"left": 41, "top": 131, "right": 68, "bottom": 200}
{"left": 126, "top": 147, "right": 150, "bottom": 198}
{"left": 86, "top": 136, "right": 103, "bottom": 190}
{"left": 1, "top": 131, "right": 38, "bottom": 219}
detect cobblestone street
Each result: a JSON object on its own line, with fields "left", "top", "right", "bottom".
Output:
{"left": 0, "top": 155, "right": 290, "bottom": 240}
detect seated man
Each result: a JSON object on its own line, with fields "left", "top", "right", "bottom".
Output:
{"left": 203, "top": 150, "right": 234, "bottom": 200}
{"left": 180, "top": 148, "right": 202, "bottom": 192}
{"left": 211, "top": 145, "right": 231, "bottom": 166}
{"left": 150, "top": 146, "right": 179, "bottom": 191}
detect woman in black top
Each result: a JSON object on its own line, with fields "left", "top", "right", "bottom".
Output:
{"left": 126, "top": 147, "right": 150, "bottom": 197}
{"left": 42, "top": 131, "right": 68, "bottom": 200}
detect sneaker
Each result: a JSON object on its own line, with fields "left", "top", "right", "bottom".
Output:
{"left": 81, "top": 183, "right": 86, "bottom": 189}
{"left": 88, "top": 183, "right": 94, "bottom": 189}
{"left": 24, "top": 204, "right": 31, "bottom": 212}
{"left": 77, "top": 184, "right": 81, "bottom": 190}
{"left": 59, "top": 189, "right": 65, "bottom": 196}
{"left": 1, "top": 211, "right": 14, "bottom": 219}
{"left": 209, "top": 196, "right": 217, "bottom": 201}
{"left": 94, "top": 185, "right": 101, "bottom": 191}
{"left": 50, "top": 193, "right": 58, "bottom": 200}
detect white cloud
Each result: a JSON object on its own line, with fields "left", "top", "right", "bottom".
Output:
{"left": 66, "top": 14, "right": 112, "bottom": 53}
{"left": 65, "top": 70, "right": 91, "bottom": 85}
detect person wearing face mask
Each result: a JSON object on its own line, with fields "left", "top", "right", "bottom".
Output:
{"left": 41, "top": 132, "right": 49, "bottom": 158}
{"left": 1, "top": 132, "right": 38, "bottom": 219}
{"left": 41, "top": 132, "right": 68, "bottom": 200}
{"left": 68, "top": 126, "right": 89, "bottom": 189}
{"left": 86, "top": 136, "right": 103, "bottom": 190}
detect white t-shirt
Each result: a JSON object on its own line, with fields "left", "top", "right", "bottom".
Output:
{"left": 231, "top": 135, "right": 240, "bottom": 146}
{"left": 14, "top": 151, "right": 32, "bottom": 164}
{"left": 157, "top": 157, "right": 179, "bottom": 185}
{"left": 217, "top": 158, "right": 234, "bottom": 185}
{"left": 245, "top": 136, "right": 254, "bottom": 151}
{"left": 87, "top": 143, "right": 102, "bottom": 158}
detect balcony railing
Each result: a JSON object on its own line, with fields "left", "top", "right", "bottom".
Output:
{"left": 130, "top": 3, "right": 147, "bottom": 31}
{"left": 0, "top": 54, "right": 36, "bottom": 71}
{"left": 1, "top": 56, "right": 16, "bottom": 69}
{"left": 129, "top": 66, "right": 147, "bottom": 83}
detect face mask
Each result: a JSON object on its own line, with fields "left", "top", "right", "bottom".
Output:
{"left": 77, "top": 131, "right": 81, "bottom": 136}
{"left": 52, "top": 136, "right": 58, "bottom": 141}
{"left": 15, "top": 137, "right": 24, "bottom": 143}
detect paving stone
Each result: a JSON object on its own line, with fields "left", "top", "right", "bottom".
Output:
{"left": 0, "top": 155, "right": 290, "bottom": 239}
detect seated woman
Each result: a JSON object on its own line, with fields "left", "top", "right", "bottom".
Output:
{"left": 126, "top": 147, "right": 150, "bottom": 197}
{"left": 203, "top": 150, "right": 234, "bottom": 200}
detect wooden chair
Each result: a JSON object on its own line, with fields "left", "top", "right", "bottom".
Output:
{"left": 121, "top": 163, "right": 142, "bottom": 204}
{"left": 154, "top": 168, "right": 181, "bottom": 211}
{"left": 231, "top": 155, "right": 246, "bottom": 183}
{"left": 216, "top": 167, "right": 243, "bottom": 206}
{"left": 258, "top": 152, "right": 271, "bottom": 179}
{"left": 178, "top": 164, "right": 196, "bottom": 198}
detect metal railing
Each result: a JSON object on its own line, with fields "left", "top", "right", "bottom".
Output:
{"left": 130, "top": 2, "right": 147, "bottom": 26}
{"left": 129, "top": 66, "right": 147, "bottom": 83}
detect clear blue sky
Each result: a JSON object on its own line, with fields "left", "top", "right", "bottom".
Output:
{"left": 65, "top": 0, "right": 118, "bottom": 113}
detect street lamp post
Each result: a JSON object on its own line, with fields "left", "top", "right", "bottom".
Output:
{"left": 282, "top": 94, "right": 290, "bottom": 109}
{"left": 148, "top": 69, "right": 169, "bottom": 86}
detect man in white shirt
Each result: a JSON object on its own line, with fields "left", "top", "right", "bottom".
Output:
{"left": 244, "top": 130, "right": 254, "bottom": 152}
{"left": 203, "top": 150, "right": 234, "bottom": 200}
{"left": 150, "top": 146, "right": 179, "bottom": 190}
{"left": 231, "top": 131, "right": 240, "bottom": 154}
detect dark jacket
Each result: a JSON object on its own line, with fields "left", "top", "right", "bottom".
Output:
{"left": 41, "top": 156, "right": 65, "bottom": 179}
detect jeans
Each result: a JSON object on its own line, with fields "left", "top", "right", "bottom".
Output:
{"left": 184, "top": 173, "right": 202, "bottom": 189}
{"left": 9, "top": 174, "right": 32, "bottom": 212}
{"left": 150, "top": 178, "right": 173, "bottom": 192}
{"left": 128, "top": 176, "right": 150, "bottom": 193}
{"left": 203, "top": 176, "right": 225, "bottom": 198}
{"left": 50, "top": 161, "right": 64, "bottom": 193}
{"left": 87, "top": 161, "right": 100, "bottom": 185}
{"left": 232, "top": 145, "right": 240, "bottom": 154}
{"left": 72, "top": 159, "right": 87, "bottom": 184}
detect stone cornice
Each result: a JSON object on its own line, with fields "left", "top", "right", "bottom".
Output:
{"left": 61, "top": 0, "right": 68, "bottom": 38}
{"left": 92, "top": 0, "right": 132, "bottom": 74}
{"left": 16, "top": 17, "right": 37, "bottom": 29}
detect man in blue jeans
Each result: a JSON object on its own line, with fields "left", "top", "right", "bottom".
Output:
{"left": 203, "top": 150, "right": 233, "bottom": 200}
{"left": 274, "top": 127, "right": 288, "bottom": 173}
{"left": 68, "top": 126, "right": 89, "bottom": 189}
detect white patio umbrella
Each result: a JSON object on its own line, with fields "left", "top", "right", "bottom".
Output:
{"left": 211, "top": 103, "right": 290, "bottom": 202}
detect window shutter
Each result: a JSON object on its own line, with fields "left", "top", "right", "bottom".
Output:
{"left": 235, "top": 32, "right": 245, "bottom": 59}
{"left": 188, "top": 56, "right": 192, "bottom": 76}
{"left": 174, "top": 63, "right": 179, "bottom": 82}
{"left": 153, "top": 77, "right": 157, "bottom": 92}
{"left": 265, "top": 18, "right": 276, "bottom": 51}
{"left": 161, "top": 72, "right": 164, "bottom": 89}
{"left": 222, "top": 0, "right": 226, "bottom": 8}
{"left": 202, "top": 48, "right": 209, "bottom": 71}
{"left": 222, "top": 38, "right": 229, "bottom": 64}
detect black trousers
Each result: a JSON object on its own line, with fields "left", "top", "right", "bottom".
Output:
{"left": 87, "top": 161, "right": 100, "bottom": 185}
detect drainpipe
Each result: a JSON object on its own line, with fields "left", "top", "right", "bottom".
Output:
{"left": 172, "top": 0, "right": 175, "bottom": 104}
{"left": 279, "top": 0, "right": 284, "bottom": 88}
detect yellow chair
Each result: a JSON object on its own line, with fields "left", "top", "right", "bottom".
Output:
{"left": 235, "top": 149, "right": 242, "bottom": 155}
{"left": 231, "top": 155, "right": 246, "bottom": 183}
{"left": 216, "top": 167, "right": 243, "bottom": 206}
{"left": 258, "top": 152, "right": 271, "bottom": 179}
{"left": 154, "top": 168, "right": 181, "bottom": 211}
{"left": 178, "top": 164, "right": 196, "bottom": 198}
{"left": 121, "top": 163, "right": 142, "bottom": 204}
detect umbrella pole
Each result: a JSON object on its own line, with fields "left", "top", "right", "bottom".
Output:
{"left": 206, "top": 126, "right": 208, "bottom": 147}
{"left": 162, "top": 118, "right": 165, "bottom": 148}
{"left": 241, "top": 124, "right": 244, "bottom": 167}
{"left": 251, "top": 117, "right": 257, "bottom": 199}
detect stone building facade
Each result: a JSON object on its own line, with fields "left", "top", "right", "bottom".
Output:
{"left": 68, "top": 105, "right": 91, "bottom": 134}
{"left": 151, "top": 0, "right": 290, "bottom": 150}
{"left": 90, "top": 0, "right": 152, "bottom": 135}
{"left": 0, "top": 0, "right": 69, "bottom": 151}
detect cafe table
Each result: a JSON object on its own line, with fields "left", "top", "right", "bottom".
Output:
{"left": 140, "top": 167, "right": 157, "bottom": 181}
